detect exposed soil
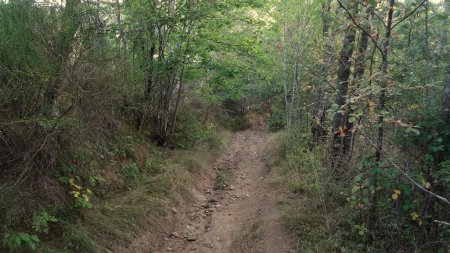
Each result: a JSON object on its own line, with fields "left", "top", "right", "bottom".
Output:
{"left": 129, "top": 129, "right": 294, "bottom": 253}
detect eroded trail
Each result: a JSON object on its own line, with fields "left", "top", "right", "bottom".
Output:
{"left": 144, "top": 130, "right": 294, "bottom": 253}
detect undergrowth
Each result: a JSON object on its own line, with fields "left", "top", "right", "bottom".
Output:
{"left": 44, "top": 128, "right": 226, "bottom": 252}
{"left": 267, "top": 130, "right": 353, "bottom": 252}
{"left": 268, "top": 123, "right": 450, "bottom": 253}
{"left": 0, "top": 104, "right": 229, "bottom": 252}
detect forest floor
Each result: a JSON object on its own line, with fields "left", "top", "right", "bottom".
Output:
{"left": 129, "top": 129, "right": 295, "bottom": 253}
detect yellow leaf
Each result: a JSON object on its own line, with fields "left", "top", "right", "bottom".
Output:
{"left": 392, "top": 193, "right": 399, "bottom": 200}
{"left": 411, "top": 212, "right": 419, "bottom": 221}
{"left": 392, "top": 33, "right": 400, "bottom": 40}
{"left": 70, "top": 191, "right": 80, "bottom": 198}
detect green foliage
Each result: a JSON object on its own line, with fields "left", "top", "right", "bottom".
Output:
{"left": 268, "top": 105, "right": 286, "bottom": 132}
{"left": 3, "top": 232, "right": 40, "bottom": 252}
{"left": 121, "top": 163, "right": 139, "bottom": 181}
{"left": 32, "top": 211, "right": 58, "bottom": 234}
{"left": 214, "top": 172, "right": 228, "bottom": 190}
{"left": 145, "top": 158, "right": 164, "bottom": 176}
{"left": 0, "top": 0, "right": 267, "bottom": 250}
{"left": 1, "top": 0, "right": 448, "bottom": 251}
{"left": 397, "top": 108, "right": 450, "bottom": 195}
{"left": 62, "top": 226, "right": 96, "bottom": 253}
{"left": 169, "top": 108, "right": 212, "bottom": 149}
{"left": 269, "top": 129, "right": 351, "bottom": 252}
{"left": 69, "top": 178, "right": 93, "bottom": 209}
{"left": 37, "top": 116, "right": 76, "bottom": 132}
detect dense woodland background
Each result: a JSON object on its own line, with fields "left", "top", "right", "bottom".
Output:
{"left": 0, "top": 0, "right": 449, "bottom": 251}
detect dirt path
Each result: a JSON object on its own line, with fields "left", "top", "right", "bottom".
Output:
{"left": 135, "top": 130, "right": 294, "bottom": 253}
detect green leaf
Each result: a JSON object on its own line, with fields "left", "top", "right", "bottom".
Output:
{"left": 368, "top": 0, "right": 377, "bottom": 7}
{"left": 330, "top": 104, "right": 339, "bottom": 111}
{"left": 410, "top": 128, "right": 420, "bottom": 135}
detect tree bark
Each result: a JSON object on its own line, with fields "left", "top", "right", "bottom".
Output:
{"left": 345, "top": 6, "right": 373, "bottom": 162}
{"left": 442, "top": 61, "right": 450, "bottom": 117}
{"left": 311, "top": 0, "right": 332, "bottom": 144}
{"left": 46, "top": 0, "right": 81, "bottom": 118}
{"left": 439, "top": 0, "right": 449, "bottom": 56}
{"left": 441, "top": 0, "right": 450, "bottom": 117}
{"left": 282, "top": 22, "right": 291, "bottom": 128}
{"left": 424, "top": 0, "right": 429, "bottom": 57}
{"left": 115, "top": 0, "right": 124, "bottom": 56}
{"left": 366, "top": 0, "right": 395, "bottom": 243}
{"left": 330, "top": 1, "right": 357, "bottom": 171}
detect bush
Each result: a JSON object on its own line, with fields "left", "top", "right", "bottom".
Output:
{"left": 121, "top": 163, "right": 139, "bottom": 181}
{"left": 62, "top": 226, "right": 96, "bottom": 253}
{"left": 169, "top": 107, "right": 211, "bottom": 148}
{"left": 268, "top": 105, "right": 285, "bottom": 132}
{"left": 3, "top": 232, "right": 40, "bottom": 252}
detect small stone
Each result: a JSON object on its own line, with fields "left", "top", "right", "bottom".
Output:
{"left": 204, "top": 242, "right": 213, "bottom": 248}
{"left": 208, "top": 198, "right": 217, "bottom": 203}
{"left": 171, "top": 207, "right": 178, "bottom": 213}
{"left": 166, "top": 248, "right": 172, "bottom": 252}
{"left": 229, "top": 185, "right": 236, "bottom": 190}
{"left": 187, "top": 233, "right": 198, "bottom": 241}
{"left": 170, "top": 232, "right": 180, "bottom": 238}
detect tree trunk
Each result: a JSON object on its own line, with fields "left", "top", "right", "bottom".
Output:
{"left": 345, "top": 6, "right": 373, "bottom": 162}
{"left": 442, "top": 61, "right": 450, "bottom": 117}
{"left": 115, "top": 0, "right": 124, "bottom": 56}
{"left": 366, "top": 0, "right": 395, "bottom": 243}
{"left": 441, "top": 0, "right": 450, "bottom": 117}
{"left": 282, "top": 22, "right": 291, "bottom": 128}
{"left": 311, "top": 0, "right": 331, "bottom": 144}
{"left": 330, "top": 1, "right": 357, "bottom": 171}
{"left": 439, "top": 0, "right": 449, "bottom": 56}
{"left": 46, "top": 0, "right": 80, "bottom": 118}
{"left": 145, "top": 44, "right": 156, "bottom": 97}
{"left": 424, "top": 0, "right": 429, "bottom": 57}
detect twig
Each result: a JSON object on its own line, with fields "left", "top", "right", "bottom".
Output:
{"left": 358, "top": 129, "right": 450, "bottom": 206}
{"left": 391, "top": 0, "right": 428, "bottom": 30}
{"left": 336, "top": 0, "right": 384, "bottom": 57}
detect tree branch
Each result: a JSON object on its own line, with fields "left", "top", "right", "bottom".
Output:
{"left": 336, "top": 0, "right": 385, "bottom": 57}
{"left": 391, "top": 0, "right": 428, "bottom": 30}
{"left": 358, "top": 129, "right": 450, "bottom": 206}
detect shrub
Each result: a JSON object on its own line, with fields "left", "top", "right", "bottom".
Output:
{"left": 121, "top": 163, "right": 139, "bottom": 181}
{"left": 3, "top": 232, "right": 40, "bottom": 252}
